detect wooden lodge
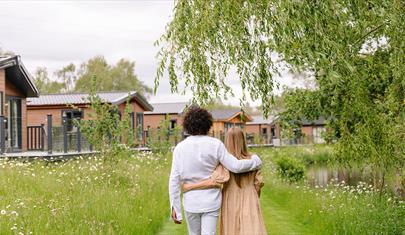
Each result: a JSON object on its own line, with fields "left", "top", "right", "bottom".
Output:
{"left": 0, "top": 55, "right": 39, "bottom": 153}
{"left": 26, "top": 92, "right": 153, "bottom": 152}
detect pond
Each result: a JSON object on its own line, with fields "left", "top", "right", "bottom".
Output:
{"left": 307, "top": 165, "right": 404, "bottom": 197}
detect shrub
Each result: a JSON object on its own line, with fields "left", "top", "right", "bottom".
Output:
{"left": 146, "top": 116, "right": 182, "bottom": 154}
{"left": 74, "top": 76, "right": 135, "bottom": 160}
{"left": 275, "top": 156, "right": 305, "bottom": 182}
{"left": 300, "top": 146, "right": 332, "bottom": 165}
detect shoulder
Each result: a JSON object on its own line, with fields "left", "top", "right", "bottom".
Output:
{"left": 173, "top": 139, "right": 187, "bottom": 153}
{"left": 206, "top": 136, "right": 222, "bottom": 145}
{"left": 197, "top": 135, "right": 223, "bottom": 147}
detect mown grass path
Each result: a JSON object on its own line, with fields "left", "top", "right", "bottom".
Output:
{"left": 157, "top": 185, "right": 309, "bottom": 235}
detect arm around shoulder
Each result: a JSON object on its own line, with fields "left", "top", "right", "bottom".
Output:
{"left": 217, "top": 142, "right": 262, "bottom": 173}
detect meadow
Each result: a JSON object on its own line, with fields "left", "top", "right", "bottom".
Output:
{"left": 0, "top": 152, "right": 170, "bottom": 235}
{"left": 0, "top": 146, "right": 404, "bottom": 234}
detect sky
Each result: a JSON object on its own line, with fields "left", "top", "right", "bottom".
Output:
{"left": 0, "top": 0, "right": 304, "bottom": 106}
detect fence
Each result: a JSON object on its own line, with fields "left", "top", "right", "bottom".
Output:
{"left": 0, "top": 113, "right": 321, "bottom": 155}
{"left": 246, "top": 133, "right": 273, "bottom": 145}
{"left": 27, "top": 125, "right": 45, "bottom": 151}
{"left": 0, "top": 114, "right": 94, "bottom": 155}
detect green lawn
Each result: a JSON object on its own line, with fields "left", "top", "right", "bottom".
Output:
{"left": 158, "top": 186, "right": 311, "bottom": 235}
{"left": 0, "top": 152, "right": 171, "bottom": 234}
{"left": 0, "top": 146, "right": 403, "bottom": 234}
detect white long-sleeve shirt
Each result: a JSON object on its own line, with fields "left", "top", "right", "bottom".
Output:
{"left": 169, "top": 135, "right": 262, "bottom": 221}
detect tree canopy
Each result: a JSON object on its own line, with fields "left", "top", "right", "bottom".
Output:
{"left": 33, "top": 67, "right": 65, "bottom": 94}
{"left": 158, "top": 0, "right": 404, "bottom": 171}
{"left": 0, "top": 48, "right": 14, "bottom": 56}
{"left": 33, "top": 56, "right": 152, "bottom": 95}
{"left": 157, "top": 0, "right": 404, "bottom": 115}
{"left": 74, "top": 56, "right": 152, "bottom": 94}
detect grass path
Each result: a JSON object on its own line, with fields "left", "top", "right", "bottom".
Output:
{"left": 156, "top": 186, "right": 309, "bottom": 235}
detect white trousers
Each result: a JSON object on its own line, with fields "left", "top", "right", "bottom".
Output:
{"left": 185, "top": 209, "right": 219, "bottom": 235}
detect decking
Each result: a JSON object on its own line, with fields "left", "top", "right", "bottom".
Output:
{"left": 0, "top": 147, "right": 151, "bottom": 160}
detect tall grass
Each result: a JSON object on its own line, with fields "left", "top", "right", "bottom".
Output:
{"left": 0, "top": 152, "right": 170, "bottom": 234}
{"left": 0, "top": 146, "right": 403, "bottom": 234}
{"left": 254, "top": 145, "right": 333, "bottom": 166}
{"left": 257, "top": 147, "right": 405, "bottom": 234}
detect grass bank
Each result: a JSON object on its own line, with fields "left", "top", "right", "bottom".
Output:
{"left": 258, "top": 146, "right": 405, "bottom": 234}
{"left": 1, "top": 146, "right": 403, "bottom": 234}
{"left": 160, "top": 145, "right": 405, "bottom": 234}
{"left": 0, "top": 152, "right": 170, "bottom": 234}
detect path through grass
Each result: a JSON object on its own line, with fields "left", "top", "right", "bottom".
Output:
{"left": 157, "top": 185, "right": 309, "bottom": 235}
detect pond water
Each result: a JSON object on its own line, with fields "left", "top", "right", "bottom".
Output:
{"left": 307, "top": 165, "right": 404, "bottom": 197}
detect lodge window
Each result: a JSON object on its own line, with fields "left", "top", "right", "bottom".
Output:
{"left": 0, "top": 92, "right": 3, "bottom": 116}
{"left": 224, "top": 122, "right": 233, "bottom": 133}
{"left": 312, "top": 126, "right": 326, "bottom": 144}
{"left": 7, "top": 97, "right": 22, "bottom": 150}
{"left": 170, "top": 119, "right": 177, "bottom": 129}
{"left": 271, "top": 126, "right": 276, "bottom": 138}
{"left": 62, "top": 110, "right": 83, "bottom": 132}
{"left": 136, "top": 112, "right": 143, "bottom": 140}
{"left": 225, "top": 122, "right": 244, "bottom": 133}
{"left": 235, "top": 123, "right": 244, "bottom": 129}
{"left": 261, "top": 128, "right": 267, "bottom": 135}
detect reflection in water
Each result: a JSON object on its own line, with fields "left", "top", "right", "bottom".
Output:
{"left": 307, "top": 165, "right": 404, "bottom": 197}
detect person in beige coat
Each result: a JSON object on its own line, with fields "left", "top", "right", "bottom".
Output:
{"left": 183, "top": 127, "right": 267, "bottom": 235}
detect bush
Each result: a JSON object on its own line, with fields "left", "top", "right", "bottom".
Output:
{"left": 299, "top": 146, "right": 332, "bottom": 165}
{"left": 275, "top": 156, "right": 305, "bottom": 182}
{"left": 146, "top": 116, "right": 182, "bottom": 155}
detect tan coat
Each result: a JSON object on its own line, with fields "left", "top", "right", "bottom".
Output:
{"left": 219, "top": 168, "right": 267, "bottom": 235}
{"left": 183, "top": 160, "right": 267, "bottom": 235}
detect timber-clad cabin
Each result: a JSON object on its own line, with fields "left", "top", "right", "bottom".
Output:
{"left": 0, "top": 55, "right": 39, "bottom": 152}
{"left": 144, "top": 104, "right": 252, "bottom": 136}
{"left": 209, "top": 109, "right": 252, "bottom": 139}
{"left": 210, "top": 109, "right": 252, "bottom": 133}
{"left": 26, "top": 92, "right": 153, "bottom": 149}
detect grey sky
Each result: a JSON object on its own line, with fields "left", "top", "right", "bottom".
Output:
{"left": 0, "top": 0, "right": 302, "bottom": 106}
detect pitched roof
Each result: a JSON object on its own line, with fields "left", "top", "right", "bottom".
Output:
{"left": 0, "top": 55, "right": 39, "bottom": 97}
{"left": 301, "top": 117, "right": 326, "bottom": 126}
{"left": 246, "top": 115, "right": 277, "bottom": 125}
{"left": 27, "top": 91, "right": 153, "bottom": 111}
{"left": 144, "top": 102, "right": 188, "bottom": 115}
{"left": 209, "top": 109, "right": 252, "bottom": 122}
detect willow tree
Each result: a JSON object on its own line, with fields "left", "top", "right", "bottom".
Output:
{"left": 156, "top": 1, "right": 404, "bottom": 179}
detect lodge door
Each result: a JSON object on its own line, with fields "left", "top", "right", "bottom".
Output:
{"left": 6, "top": 97, "right": 22, "bottom": 151}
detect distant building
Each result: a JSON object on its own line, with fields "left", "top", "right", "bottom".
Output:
{"left": 0, "top": 55, "right": 39, "bottom": 152}
{"left": 245, "top": 115, "right": 280, "bottom": 144}
{"left": 145, "top": 104, "right": 252, "bottom": 138}
{"left": 209, "top": 109, "right": 252, "bottom": 138}
{"left": 271, "top": 116, "right": 327, "bottom": 145}
{"left": 300, "top": 117, "right": 327, "bottom": 144}
{"left": 143, "top": 102, "right": 188, "bottom": 130}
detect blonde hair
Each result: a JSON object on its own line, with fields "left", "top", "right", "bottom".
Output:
{"left": 224, "top": 126, "right": 251, "bottom": 187}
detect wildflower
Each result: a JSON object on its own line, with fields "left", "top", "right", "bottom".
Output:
{"left": 1, "top": 210, "right": 6, "bottom": 215}
{"left": 10, "top": 211, "right": 18, "bottom": 216}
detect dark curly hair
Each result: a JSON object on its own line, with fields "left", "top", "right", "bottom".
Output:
{"left": 183, "top": 105, "right": 213, "bottom": 135}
